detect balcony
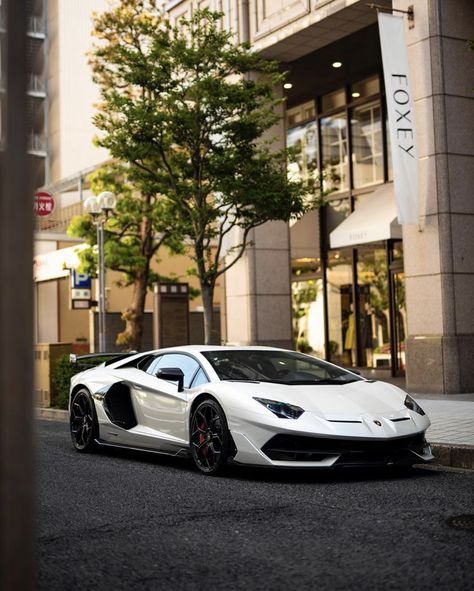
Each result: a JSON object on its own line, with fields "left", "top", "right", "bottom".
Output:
{"left": 28, "top": 132, "right": 47, "bottom": 156}
{"left": 27, "top": 16, "right": 46, "bottom": 38}
{"left": 35, "top": 201, "right": 84, "bottom": 235}
{"left": 27, "top": 74, "right": 47, "bottom": 97}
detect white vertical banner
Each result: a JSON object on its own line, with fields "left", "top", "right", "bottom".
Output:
{"left": 378, "top": 12, "right": 419, "bottom": 225}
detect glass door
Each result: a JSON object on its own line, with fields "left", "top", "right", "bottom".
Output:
{"left": 389, "top": 241, "right": 406, "bottom": 376}
{"left": 356, "top": 243, "right": 391, "bottom": 371}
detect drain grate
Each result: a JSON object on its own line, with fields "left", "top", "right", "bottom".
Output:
{"left": 446, "top": 515, "right": 474, "bottom": 531}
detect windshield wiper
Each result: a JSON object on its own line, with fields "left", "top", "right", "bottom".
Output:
{"left": 222, "top": 378, "right": 261, "bottom": 383}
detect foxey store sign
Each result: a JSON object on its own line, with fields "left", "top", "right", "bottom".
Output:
{"left": 378, "top": 12, "right": 419, "bottom": 225}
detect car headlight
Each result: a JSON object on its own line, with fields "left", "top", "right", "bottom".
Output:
{"left": 404, "top": 394, "right": 425, "bottom": 416}
{"left": 254, "top": 397, "right": 304, "bottom": 419}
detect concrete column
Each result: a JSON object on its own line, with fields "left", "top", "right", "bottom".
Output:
{"left": 397, "top": 0, "right": 474, "bottom": 392}
{"left": 224, "top": 220, "right": 294, "bottom": 349}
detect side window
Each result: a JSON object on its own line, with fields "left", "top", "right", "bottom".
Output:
{"left": 138, "top": 354, "right": 158, "bottom": 372}
{"left": 190, "top": 367, "right": 209, "bottom": 388}
{"left": 146, "top": 356, "right": 163, "bottom": 376}
{"left": 154, "top": 354, "right": 201, "bottom": 389}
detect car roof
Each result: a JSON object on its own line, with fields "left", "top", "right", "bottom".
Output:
{"left": 147, "top": 345, "right": 291, "bottom": 355}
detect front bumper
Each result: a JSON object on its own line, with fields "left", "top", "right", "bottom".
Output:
{"left": 230, "top": 428, "right": 434, "bottom": 468}
{"left": 260, "top": 432, "right": 434, "bottom": 468}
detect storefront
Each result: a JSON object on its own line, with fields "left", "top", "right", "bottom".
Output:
{"left": 287, "top": 26, "right": 406, "bottom": 376}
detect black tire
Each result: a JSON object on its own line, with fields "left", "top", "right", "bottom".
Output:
{"left": 190, "top": 399, "right": 230, "bottom": 475}
{"left": 70, "top": 388, "right": 98, "bottom": 452}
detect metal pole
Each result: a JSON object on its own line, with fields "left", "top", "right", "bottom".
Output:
{"left": 98, "top": 219, "right": 106, "bottom": 351}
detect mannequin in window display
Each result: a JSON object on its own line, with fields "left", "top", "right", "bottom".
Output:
{"left": 363, "top": 303, "right": 375, "bottom": 368}
{"left": 344, "top": 303, "right": 357, "bottom": 366}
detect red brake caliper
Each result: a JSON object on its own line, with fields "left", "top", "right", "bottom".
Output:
{"left": 198, "top": 422, "right": 208, "bottom": 457}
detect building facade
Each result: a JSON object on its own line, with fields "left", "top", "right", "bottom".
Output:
{"left": 168, "top": 0, "right": 474, "bottom": 393}
{"left": 35, "top": 0, "right": 474, "bottom": 394}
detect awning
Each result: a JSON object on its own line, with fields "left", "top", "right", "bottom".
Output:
{"left": 33, "top": 243, "right": 87, "bottom": 282}
{"left": 329, "top": 183, "right": 402, "bottom": 249}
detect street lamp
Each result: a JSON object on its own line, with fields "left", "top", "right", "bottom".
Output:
{"left": 84, "top": 191, "right": 117, "bottom": 352}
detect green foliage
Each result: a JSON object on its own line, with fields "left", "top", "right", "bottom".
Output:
{"left": 68, "top": 162, "right": 184, "bottom": 285}
{"left": 296, "top": 338, "right": 313, "bottom": 354}
{"left": 87, "top": 2, "right": 320, "bottom": 342}
{"left": 51, "top": 355, "right": 84, "bottom": 410}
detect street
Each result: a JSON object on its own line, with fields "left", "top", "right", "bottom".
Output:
{"left": 37, "top": 419, "right": 473, "bottom": 591}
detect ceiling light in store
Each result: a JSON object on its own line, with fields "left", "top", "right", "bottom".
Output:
{"left": 334, "top": 253, "right": 340, "bottom": 260}
{"left": 352, "top": 92, "right": 361, "bottom": 98}
{"left": 332, "top": 61, "right": 342, "bottom": 68}
{"left": 284, "top": 83, "right": 293, "bottom": 89}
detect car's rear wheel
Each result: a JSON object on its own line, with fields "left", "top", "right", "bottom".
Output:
{"left": 70, "top": 388, "right": 98, "bottom": 452}
{"left": 190, "top": 399, "right": 230, "bottom": 475}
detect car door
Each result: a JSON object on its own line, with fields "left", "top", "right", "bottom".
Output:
{"left": 132, "top": 353, "right": 203, "bottom": 444}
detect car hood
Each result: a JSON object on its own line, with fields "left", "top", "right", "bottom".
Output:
{"left": 217, "top": 379, "right": 409, "bottom": 420}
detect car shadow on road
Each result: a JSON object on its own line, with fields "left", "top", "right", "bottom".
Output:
{"left": 227, "top": 463, "right": 438, "bottom": 485}
{"left": 93, "top": 444, "right": 437, "bottom": 484}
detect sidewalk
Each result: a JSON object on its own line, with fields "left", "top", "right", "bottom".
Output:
{"left": 36, "top": 390, "right": 474, "bottom": 471}
{"left": 413, "top": 394, "right": 474, "bottom": 470}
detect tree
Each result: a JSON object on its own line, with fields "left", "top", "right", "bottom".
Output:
{"left": 68, "top": 162, "right": 184, "bottom": 350}
{"left": 89, "top": 1, "right": 316, "bottom": 344}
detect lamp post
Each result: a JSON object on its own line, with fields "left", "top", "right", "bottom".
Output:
{"left": 84, "top": 191, "right": 116, "bottom": 352}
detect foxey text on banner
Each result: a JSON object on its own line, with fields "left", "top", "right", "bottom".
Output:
{"left": 378, "top": 12, "right": 419, "bottom": 225}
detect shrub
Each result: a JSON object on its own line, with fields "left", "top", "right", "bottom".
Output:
{"left": 51, "top": 355, "right": 84, "bottom": 409}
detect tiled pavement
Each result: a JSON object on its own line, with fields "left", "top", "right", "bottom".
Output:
{"left": 419, "top": 400, "right": 474, "bottom": 446}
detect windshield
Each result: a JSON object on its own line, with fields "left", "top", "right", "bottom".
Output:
{"left": 202, "top": 350, "right": 362, "bottom": 385}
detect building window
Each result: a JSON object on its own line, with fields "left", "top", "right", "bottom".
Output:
{"left": 321, "top": 88, "right": 345, "bottom": 112}
{"left": 320, "top": 112, "right": 348, "bottom": 193}
{"left": 326, "top": 247, "right": 354, "bottom": 366}
{"left": 351, "top": 100, "right": 383, "bottom": 188}
{"left": 356, "top": 243, "right": 390, "bottom": 369}
{"left": 287, "top": 101, "right": 319, "bottom": 184}
{"left": 351, "top": 75, "right": 380, "bottom": 100}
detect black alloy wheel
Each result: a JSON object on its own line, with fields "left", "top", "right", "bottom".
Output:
{"left": 70, "top": 389, "right": 98, "bottom": 452}
{"left": 190, "top": 399, "right": 230, "bottom": 475}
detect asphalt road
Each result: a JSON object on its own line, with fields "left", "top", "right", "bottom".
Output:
{"left": 37, "top": 419, "right": 473, "bottom": 591}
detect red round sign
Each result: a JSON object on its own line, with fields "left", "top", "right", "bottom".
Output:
{"left": 34, "top": 191, "right": 55, "bottom": 217}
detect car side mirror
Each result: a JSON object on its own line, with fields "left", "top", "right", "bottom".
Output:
{"left": 156, "top": 367, "right": 185, "bottom": 392}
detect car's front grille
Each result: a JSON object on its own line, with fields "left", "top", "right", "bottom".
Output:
{"left": 261, "top": 433, "right": 427, "bottom": 463}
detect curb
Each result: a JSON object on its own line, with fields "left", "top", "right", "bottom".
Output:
{"left": 429, "top": 442, "right": 474, "bottom": 471}
{"left": 36, "top": 407, "right": 68, "bottom": 422}
{"left": 35, "top": 408, "right": 474, "bottom": 470}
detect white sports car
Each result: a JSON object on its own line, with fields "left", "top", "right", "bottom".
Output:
{"left": 69, "top": 345, "right": 433, "bottom": 475}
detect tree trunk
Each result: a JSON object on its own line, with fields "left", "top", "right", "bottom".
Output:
{"left": 201, "top": 282, "right": 217, "bottom": 345}
{"left": 117, "top": 212, "right": 154, "bottom": 351}
{"left": 119, "top": 270, "right": 149, "bottom": 351}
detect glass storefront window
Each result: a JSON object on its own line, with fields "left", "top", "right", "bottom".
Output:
{"left": 326, "top": 248, "right": 354, "bottom": 366}
{"left": 351, "top": 100, "right": 383, "bottom": 188}
{"left": 292, "top": 277, "right": 325, "bottom": 358}
{"left": 287, "top": 120, "right": 319, "bottom": 183}
{"left": 321, "top": 113, "right": 348, "bottom": 193}
{"left": 292, "top": 255, "right": 324, "bottom": 358}
{"left": 322, "top": 88, "right": 345, "bottom": 112}
{"left": 391, "top": 241, "right": 405, "bottom": 374}
{"left": 287, "top": 101, "right": 316, "bottom": 127}
{"left": 356, "top": 243, "right": 390, "bottom": 369}
{"left": 351, "top": 76, "right": 380, "bottom": 100}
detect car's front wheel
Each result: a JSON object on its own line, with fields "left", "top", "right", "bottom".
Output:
{"left": 190, "top": 399, "right": 230, "bottom": 475}
{"left": 70, "top": 388, "right": 98, "bottom": 452}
